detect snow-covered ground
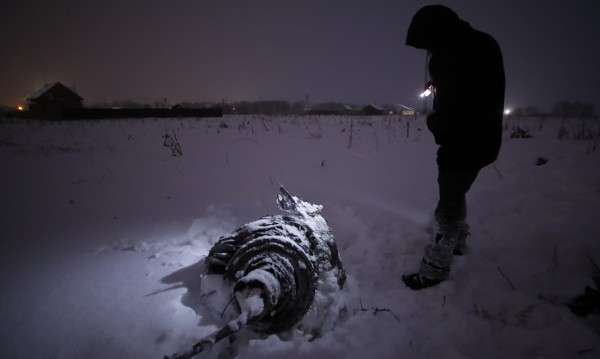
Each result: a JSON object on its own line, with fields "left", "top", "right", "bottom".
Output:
{"left": 1, "top": 115, "right": 599, "bottom": 359}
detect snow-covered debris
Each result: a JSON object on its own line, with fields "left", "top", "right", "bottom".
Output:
{"left": 165, "top": 186, "right": 346, "bottom": 358}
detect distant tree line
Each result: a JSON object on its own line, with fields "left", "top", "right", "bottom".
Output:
{"left": 89, "top": 99, "right": 221, "bottom": 110}
{"left": 85, "top": 99, "right": 398, "bottom": 115}
{"left": 226, "top": 100, "right": 306, "bottom": 115}
{"left": 221, "top": 101, "right": 400, "bottom": 115}
{"left": 3, "top": 98, "right": 596, "bottom": 118}
{"left": 550, "top": 101, "right": 596, "bottom": 118}
{"left": 511, "top": 101, "right": 596, "bottom": 118}
{"left": 93, "top": 99, "right": 594, "bottom": 117}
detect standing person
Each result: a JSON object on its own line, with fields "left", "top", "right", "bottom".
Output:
{"left": 403, "top": 5, "right": 505, "bottom": 290}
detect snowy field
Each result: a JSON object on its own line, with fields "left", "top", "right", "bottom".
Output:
{"left": 1, "top": 114, "right": 599, "bottom": 359}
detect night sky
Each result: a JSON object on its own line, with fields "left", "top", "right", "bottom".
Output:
{"left": 2, "top": 0, "right": 599, "bottom": 112}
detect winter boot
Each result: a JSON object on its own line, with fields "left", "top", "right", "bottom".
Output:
{"left": 568, "top": 285, "right": 600, "bottom": 317}
{"left": 403, "top": 231, "right": 457, "bottom": 290}
{"left": 402, "top": 272, "right": 443, "bottom": 290}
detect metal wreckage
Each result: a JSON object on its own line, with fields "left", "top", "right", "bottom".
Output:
{"left": 164, "top": 187, "right": 347, "bottom": 359}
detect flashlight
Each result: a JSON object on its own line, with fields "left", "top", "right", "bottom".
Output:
{"left": 420, "top": 80, "right": 434, "bottom": 98}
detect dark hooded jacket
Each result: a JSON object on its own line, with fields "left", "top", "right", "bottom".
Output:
{"left": 407, "top": 5, "right": 505, "bottom": 170}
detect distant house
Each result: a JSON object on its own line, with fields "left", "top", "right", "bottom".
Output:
{"left": 307, "top": 102, "right": 359, "bottom": 115}
{"left": 398, "top": 104, "right": 416, "bottom": 116}
{"left": 362, "top": 105, "right": 385, "bottom": 116}
{"left": 27, "top": 82, "right": 83, "bottom": 111}
{"left": 5, "top": 83, "right": 222, "bottom": 120}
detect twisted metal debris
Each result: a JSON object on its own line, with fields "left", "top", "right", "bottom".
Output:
{"left": 164, "top": 186, "right": 345, "bottom": 359}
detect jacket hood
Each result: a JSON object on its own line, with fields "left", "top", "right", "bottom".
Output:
{"left": 406, "top": 5, "right": 466, "bottom": 50}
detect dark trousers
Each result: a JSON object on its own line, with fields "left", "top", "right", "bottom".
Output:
{"left": 435, "top": 168, "right": 480, "bottom": 234}
{"left": 420, "top": 167, "right": 480, "bottom": 280}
